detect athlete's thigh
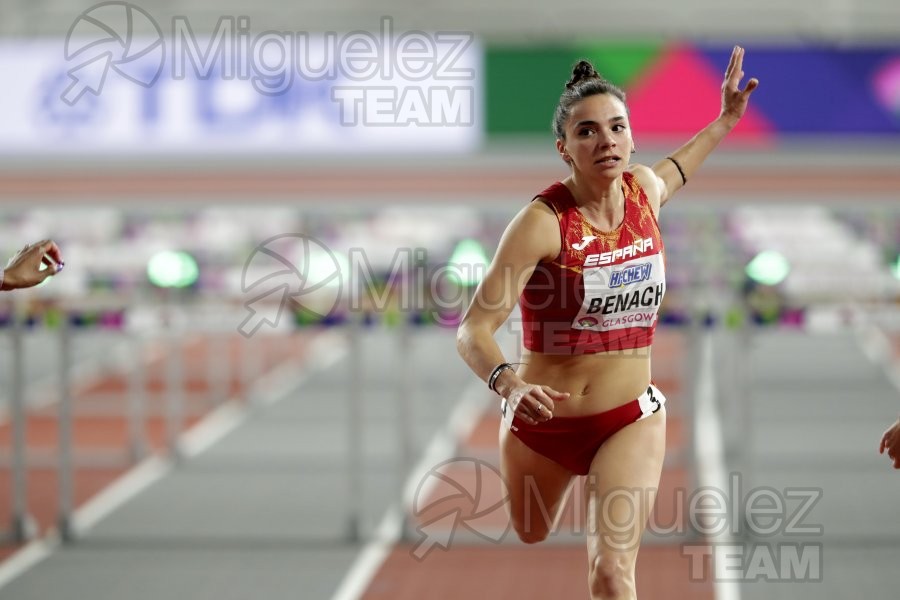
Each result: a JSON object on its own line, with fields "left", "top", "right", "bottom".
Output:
{"left": 500, "top": 424, "right": 574, "bottom": 538}
{"left": 584, "top": 407, "right": 667, "bottom": 558}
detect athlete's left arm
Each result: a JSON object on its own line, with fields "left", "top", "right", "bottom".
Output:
{"left": 634, "top": 45, "right": 759, "bottom": 215}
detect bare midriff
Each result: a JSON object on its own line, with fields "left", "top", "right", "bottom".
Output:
{"left": 517, "top": 347, "right": 652, "bottom": 416}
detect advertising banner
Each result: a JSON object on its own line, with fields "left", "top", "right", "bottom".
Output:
{"left": 0, "top": 10, "right": 483, "bottom": 154}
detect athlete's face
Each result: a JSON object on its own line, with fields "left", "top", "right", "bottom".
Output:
{"left": 556, "top": 94, "right": 634, "bottom": 178}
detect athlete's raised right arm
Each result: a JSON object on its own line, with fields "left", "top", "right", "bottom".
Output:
{"left": 456, "top": 200, "right": 569, "bottom": 424}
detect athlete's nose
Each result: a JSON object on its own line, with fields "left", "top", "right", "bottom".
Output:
{"left": 598, "top": 129, "right": 617, "bottom": 148}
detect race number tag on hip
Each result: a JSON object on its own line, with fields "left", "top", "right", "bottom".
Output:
{"left": 571, "top": 253, "right": 666, "bottom": 332}
{"left": 637, "top": 384, "right": 666, "bottom": 420}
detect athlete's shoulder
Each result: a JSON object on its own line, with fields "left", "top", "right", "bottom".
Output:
{"left": 500, "top": 193, "right": 562, "bottom": 263}
{"left": 626, "top": 164, "right": 663, "bottom": 218}
{"left": 516, "top": 193, "right": 560, "bottom": 237}
{"left": 532, "top": 181, "right": 573, "bottom": 211}
{"left": 516, "top": 195, "right": 558, "bottom": 226}
{"left": 625, "top": 164, "right": 657, "bottom": 195}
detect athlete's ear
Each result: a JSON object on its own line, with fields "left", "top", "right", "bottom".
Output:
{"left": 556, "top": 138, "right": 571, "bottom": 164}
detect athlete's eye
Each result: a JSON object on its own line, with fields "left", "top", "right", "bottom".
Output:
{"left": 612, "top": 124, "right": 627, "bottom": 132}
{"left": 578, "top": 128, "right": 594, "bottom": 136}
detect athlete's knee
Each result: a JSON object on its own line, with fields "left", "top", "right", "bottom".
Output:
{"left": 509, "top": 499, "right": 556, "bottom": 544}
{"left": 588, "top": 552, "right": 634, "bottom": 599}
{"left": 513, "top": 521, "right": 550, "bottom": 544}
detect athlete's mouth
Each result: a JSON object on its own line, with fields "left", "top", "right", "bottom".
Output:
{"left": 594, "top": 156, "right": 620, "bottom": 166}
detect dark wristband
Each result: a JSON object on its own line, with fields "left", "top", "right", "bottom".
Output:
{"left": 666, "top": 156, "right": 687, "bottom": 185}
{"left": 488, "top": 362, "right": 514, "bottom": 393}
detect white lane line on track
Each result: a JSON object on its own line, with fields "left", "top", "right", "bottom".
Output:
{"left": 694, "top": 332, "right": 741, "bottom": 600}
{"left": 330, "top": 373, "right": 490, "bottom": 600}
{"left": 0, "top": 330, "right": 346, "bottom": 592}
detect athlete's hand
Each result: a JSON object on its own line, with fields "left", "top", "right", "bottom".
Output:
{"left": 719, "top": 45, "right": 759, "bottom": 129}
{"left": 1, "top": 240, "right": 65, "bottom": 291}
{"left": 506, "top": 384, "right": 569, "bottom": 425}
{"left": 879, "top": 417, "right": 900, "bottom": 469}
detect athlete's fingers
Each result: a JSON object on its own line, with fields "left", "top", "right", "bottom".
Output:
{"left": 735, "top": 47, "right": 746, "bottom": 87}
{"left": 22, "top": 241, "right": 43, "bottom": 258}
{"left": 537, "top": 386, "right": 570, "bottom": 411}
{"left": 541, "top": 385, "right": 571, "bottom": 402}
{"left": 510, "top": 385, "right": 565, "bottom": 423}
{"left": 530, "top": 395, "right": 552, "bottom": 412}
{"left": 41, "top": 240, "right": 63, "bottom": 262}
{"left": 724, "top": 45, "right": 739, "bottom": 82}
{"left": 526, "top": 396, "right": 552, "bottom": 421}
{"left": 530, "top": 387, "right": 557, "bottom": 413}
{"left": 40, "top": 241, "right": 64, "bottom": 267}
{"left": 516, "top": 408, "right": 538, "bottom": 426}
{"left": 727, "top": 46, "right": 743, "bottom": 89}
{"left": 521, "top": 388, "right": 552, "bottom": 420}
{"left": 880, "top": 434, "right": 887, "bottom": 454}
{"left": 509, "top": 394, "right": 541, "bottom": 423}
{"left": 743, "top": 77, "right": 759, "bottom": 96}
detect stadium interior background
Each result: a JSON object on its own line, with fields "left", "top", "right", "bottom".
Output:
{"left": 0, "top": 1, "right": 899, "bottom": 599}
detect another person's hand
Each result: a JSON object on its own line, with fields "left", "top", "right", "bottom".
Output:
{"left": 1, "top": 240, "right": 64, "bottom": 291}
{"left": 506, "top": 383, "right": 569, "bottom": 425}
{"left": 879, "top": 417, "right": 900, "bottom": 469}
{"left": 720, "top": 45, "right": 759, "bottom": 128}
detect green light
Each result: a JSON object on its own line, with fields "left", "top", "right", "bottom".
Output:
{"left": 147, "top": 251, "right": 199, "bottom": 288}
{"left": 448, "top": 239, "right": 490, "bottom": 286}
{"left": 304, "top": 247, "right": 347, "bottom": 290}
{"left": 745, "top": 250, "right": 790, "bottom": 286}
{"left": 892, "top": 255, "right": 900, "bottom": 280}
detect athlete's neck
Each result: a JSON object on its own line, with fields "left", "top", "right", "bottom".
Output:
{"left": 564, "top": 173, "right": 625, "bottom": 228}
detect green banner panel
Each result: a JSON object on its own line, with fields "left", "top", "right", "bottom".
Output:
{"left": 486, "top": 43, "right": 663, "bottom": 135}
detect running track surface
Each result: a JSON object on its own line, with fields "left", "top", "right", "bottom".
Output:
{"left": 356, "top": 330, "right": 715, "bottom": 599}
{"left": 0, "top": 333, "right": 309, "bottom": 562}
{"left": 0, "top": 327, "right": 713, "bottom": 598}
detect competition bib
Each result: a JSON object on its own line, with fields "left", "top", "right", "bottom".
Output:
{"left": 637, "top": 384, "right": 667, "bottom": 420}
{"left": 572, "top": 253, "right": 666, "bottom": 332}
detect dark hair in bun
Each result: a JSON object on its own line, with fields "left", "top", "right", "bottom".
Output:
{"left": 553, "top": 59, "right": 628, "bottom": 140}
{"left": 566, "top": 60, "right": 601, "bottom": 89}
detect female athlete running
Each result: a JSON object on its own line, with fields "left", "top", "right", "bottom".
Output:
{"left": 457, "top": 46, "right": 758, "bottom": 599}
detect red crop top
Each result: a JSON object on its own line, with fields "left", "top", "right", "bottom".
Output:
{"left": 519, "top": 171, "right": 666, "bottom": 354}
